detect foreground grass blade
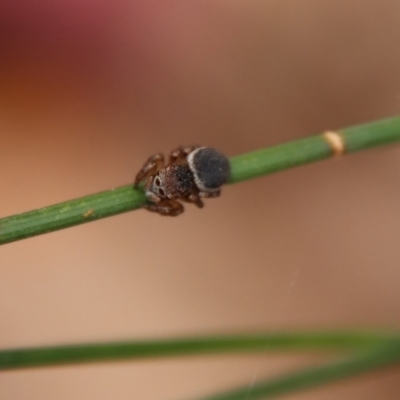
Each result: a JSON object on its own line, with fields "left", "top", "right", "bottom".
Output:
{"left": 1, "top": 116, "right": 399, "bottom": 245}
{"left": 0, "top": 332, "right": 395, "bottom": 371}
{"left": 196, "top": 340, "right": 400, "bottom": 400}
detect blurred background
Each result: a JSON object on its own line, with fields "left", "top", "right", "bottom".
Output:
{"left": 1, "top": 1, "right": 400, "bottom": 399}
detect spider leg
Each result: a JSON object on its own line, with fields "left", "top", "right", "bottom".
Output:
{"left": 144, "top": 199, "right": 184, "bottom": 216}
{"left": 134, "top": 153, "right": 165, "bottom": 188}
{"left": 169, "top": 145, "right": 200, "bottom": 165}
{"left": 199, "top": 189, "right": 221, "bottom": 199}
{"left": 181, "top": 192, "right": 204, "bottom": 208}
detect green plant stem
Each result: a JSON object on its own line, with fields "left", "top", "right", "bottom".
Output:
{"left": 0, "top": 331, "right": 396, "bottom": 371}
{"left": 228, "top": 116, "right": 400, "bottom": 183}
{"left": 196, "top": 340, "right": 400, "bottom": 400}
{"left": 0, "top": 186, "right": 147, "bottom": 244}
{"left": 1, "top": 116, "right": 399, "bottom": 245}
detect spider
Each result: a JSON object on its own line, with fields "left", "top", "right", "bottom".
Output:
{"left": 134, "top": 146, "right": 230, "bottom": 216}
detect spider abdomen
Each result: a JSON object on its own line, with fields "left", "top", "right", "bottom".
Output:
{"left": 188, "top": 147, "right": 230, "bottom": 192}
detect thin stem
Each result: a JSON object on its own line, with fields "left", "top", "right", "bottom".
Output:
{"left": 196, "top": 340, "right": 400, "bottom": 400}
{"left": 228, "top": 116, "right": 400, "bottom": 183}
{"left": 0, "top": 331, "right": 396, "bottom": 371}
{"left": 0, "top": 186, "right": 147, "bottom": 244}
{"left": 1, "top": 116, "right": 399, "bottom": 245}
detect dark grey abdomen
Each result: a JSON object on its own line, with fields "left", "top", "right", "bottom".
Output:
{"left": 191, "top": 148, "right": 230, "bottom": 189}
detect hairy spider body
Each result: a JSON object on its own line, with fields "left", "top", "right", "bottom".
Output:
{"left": 134, "top": 146, "right": 230, "bottom": 216}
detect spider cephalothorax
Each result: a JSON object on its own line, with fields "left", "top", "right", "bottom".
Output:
{"left": 134, "top": 146, "right": 230, "bottom": 216}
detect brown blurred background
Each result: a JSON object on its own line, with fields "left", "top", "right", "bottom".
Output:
{"left": 1, "top": 1, "right": 400, "bottom": 399}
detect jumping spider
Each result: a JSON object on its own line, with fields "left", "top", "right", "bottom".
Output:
{"left": 134, "top": 146, "right": 230, "bottom": 216}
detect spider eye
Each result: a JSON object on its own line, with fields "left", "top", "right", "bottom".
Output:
{"left": 155, "top": 177, "right": 161, "bottom": 186}
{"left": 159, "top": 188, "right": 165, "bottom": 196}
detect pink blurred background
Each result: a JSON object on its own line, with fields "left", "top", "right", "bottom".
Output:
{"left": 1, "top": 1, "right": 400, "bottom": 399}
